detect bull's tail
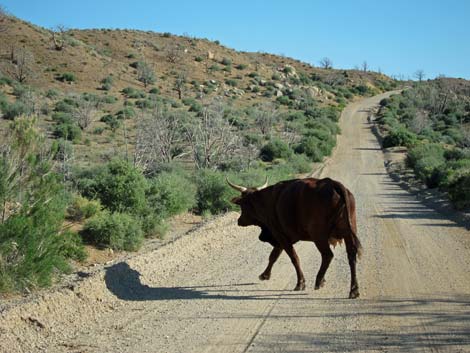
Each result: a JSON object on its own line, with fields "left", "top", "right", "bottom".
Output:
{"left": 333, "top": 181, "right": 363, "bottom": 259}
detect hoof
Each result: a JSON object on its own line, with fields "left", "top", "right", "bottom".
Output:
{"left": 259, "top": 273, "right": 270, "bottom": 281}
{"left": 314, "top": 279, "right": 326, "bottom": 290}
{"left": 349, "top": 288, "right": 360, "bottom": 299}
{"left": 294, "top": 282, "right": 306, "bottom": 291}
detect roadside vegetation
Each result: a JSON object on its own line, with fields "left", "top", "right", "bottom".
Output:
{"left": 377, "top": 78, "right": 470, "bottom": 209}
{"left": 0, "top": 13, "right": 396, "bottom": 294}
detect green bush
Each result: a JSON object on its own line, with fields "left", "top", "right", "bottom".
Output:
{"left": 67, "top": 195, "right": 102, "bottom": 221}
{"left": 260, "top": 139, "right": 293, "bottom": 162}
{"left": 295, "top": 136, "right": 324, "bottom": 162}
{"left": 147, "top": 171, "right": 196, "bottom": 217}
{"left": 100, "top": 114, "right": 121, "bottom": 130}
{"left": 287, "top": 153, "right": 312, "bottom": 173}
{"left": 221, "top": 57, "right": 232, "bottom": 66}
{"left": 225, "top": 79, "right": 237, "bottom": 87}
{"left": 101, "top": 75, "right": 113, "bottom": 91}
{"left": 57, "top": 72, "right": 76, "bottom": 83}
{"left": 448, "top": 174, "right": 470, "bottom": 209}
{"left": 195, "top": 170, "right": 236, "bottom": 215}
{"left": 82, "top": 211, "right": 144, "bottom": 251}
{"left": 2, "top": 101, "right": 31, "bottom": 120}
{"left": 122, "top": 87, "right": 146, "bottom": 99}
{"left": 383, "top": 126, "right": 417, "bottom": 148}
{"left": 45, "top": 89, "right": 59, "bottom": 98}
{"left": 0, "top": 175, "right": 72, "bottom": 293}
{"left": 92, "top": 160, "right": 148, "bottom": 214}
{"left": 115, "top": 107, "right": 136, "bottom": 119}
{"left": 54, "top": 122, "right": 82, "bottom": 141}
{"left": 407, "top": 143, "right": 446, "bottom": 187}
{"left": 59, "top": 230, "right": 87, "bottom": 262}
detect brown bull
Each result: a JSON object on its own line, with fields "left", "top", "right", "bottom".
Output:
{"left": 227, "top": 177, "right": 362, "bottom": 299}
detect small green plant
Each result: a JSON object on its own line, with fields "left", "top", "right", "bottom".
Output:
{"left": 82, "top": 211, "right": 144, "bottom": 251}
{"left": 260, "top": 139, "right": 293, "bottom": 162}
{"left": 67, "top": 195, "right": 102, "bottom": 221}
{"left": 195, "top": 170, "right": 236, "bottom": 215}
{"left": 57, "top": 72, "right": 76, "bottom": 83}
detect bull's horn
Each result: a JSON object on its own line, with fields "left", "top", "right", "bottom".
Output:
{"left": 255, "top": 176, "right": 269, "bottom": 191}
{"left": 226, "top": 177, "right": 247, "bottom": 192}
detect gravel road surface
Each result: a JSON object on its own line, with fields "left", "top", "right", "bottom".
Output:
{"left": 2, "top": 92, "right": 469, "bottom": 353}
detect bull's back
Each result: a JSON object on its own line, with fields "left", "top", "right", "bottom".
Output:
{"left": 274, "top": 178, "right": 343, "bottom": 242}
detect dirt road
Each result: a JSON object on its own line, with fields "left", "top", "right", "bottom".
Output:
{"left": 2, "top": 92, "right": 469, "bottom": 353}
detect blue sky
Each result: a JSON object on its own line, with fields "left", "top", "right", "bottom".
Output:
{"left": 2, "top": 0, "right": 469, "bottom": 80}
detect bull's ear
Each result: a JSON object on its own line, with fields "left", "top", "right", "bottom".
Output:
{"left": 231, "top": 196, "right": 242, "bottom": 205}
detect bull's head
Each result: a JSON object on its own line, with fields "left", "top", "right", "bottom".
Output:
{"left": 226, "top": 177, "right": 268, "bottom": 227}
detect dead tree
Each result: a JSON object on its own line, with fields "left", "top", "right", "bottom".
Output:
{"left": 166, "top": 44, "right": 184, "bottom": 64}
{"left": 51, "top": 25, "right": 67, "bottom": 51}
{"left": 319, "top": 57, "right": 333, "bottom": 70}
{"left": 137, "top": 61, "right": 156, "bottom": 88}
{"left": 134, "top": 105, "right": 187, "bottom": 171}
{"left": 185, "top": 101, "right": 241, "bottom": 169}
{"left": 72, "top": 95, "right": 98, "bottom": 130}
{"left": 253, "top": 103, "right": 278, "bottom": 136}
{"left": 174, "top": 71, "right": 187, "bottom": 100}
{"left": 414, "top": 70, "right": 425, "bottom": 82}
{"left": 361, "top": 61, "right": 369, "bottom": 72}
{"left": 9, "top": 47, "right": 34, "bottom": 83}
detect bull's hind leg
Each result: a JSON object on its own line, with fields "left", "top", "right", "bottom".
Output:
{"left": 259, "top": 247, "right": 283, "bottom": 280}
{"left": 284, "top": 245, "right": 305, "bottom": 291}
{"left": 345, "top": 236, "right": 360, "bottom": 299}
{"left": 313, "top": 241, "right": 334, "bottom": 290}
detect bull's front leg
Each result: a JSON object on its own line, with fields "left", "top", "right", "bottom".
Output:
{"left": 259, "top": 247, "right": 283, "bottom": 280}
{"left": 284, "top": 245, "right": 306, "bottom": 291}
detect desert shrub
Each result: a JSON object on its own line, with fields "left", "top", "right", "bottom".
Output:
{"left": 115, "top": 107, "right": 136, "bottom": 120}
{"left": 82, "top": 211, "right": 143, "bottom": 251}
{"left": 57, "top": 72, "right": 76, "bottom": 83}
{"left": 221, "top": 57, "right": 232, "bottom": 66}
{"left": 448, "top": 174, "right": 470, "bottom": 209}
{"left": 0, "top": 171, "right": 72, "bottom": 293}
{"left": 93, "top": 159, "right": 148, "bottom": 214}
{"left": 101, "top": 95, "right": 118, "bottom": 104}
{"left": 51, "top": 112, "right": 72, "bottom": 123}
{"left": 259, "top": 139, "right": 293, "bottom": 162}
{"left": 407, "top": 143, "right": 446, "bottom": 187}
{"left": 287, "top": 153, "right": 312, "bottom": 173}
{"left": 195, "top": 170, "right": 236, "bottom": 215}
{"left": 54, "top": 98, "right": 77, "bottom": 113}
{"left": 45, "top": 89, "right": 59, "bottom": 98}
{"left": 100, "top": 114, "right": 121, "bottom": 130}
{"left": 67, "top": 195, "right": 102, "bottom": 221}
{"left": 122, "top": 87, "right": 146, "bottom": 99}
{"left": 276, "top": 96, "right": 290, "bottom": 106}
{"left": 93, "top": 127, "right": 104, "bottom": 135}
{"left": 149, "top": 87, "right": 160, "bottom": 94}
{"left": 2, "top": 101, "right": 30, "bottom": 120}
{"left": 406, "top": 143, "right": 445, "bottom": 169}
{"left": 208, "top": 64, "right": 221, "bottom": 72}
{"left": 54, "top": 122, "right": 82, "bottom": 141}
{"left": 383, "top": 126, "right": 417, "bottom": 148}
{"left": 147, "top": 171, "right": 196, "bottom": 217}
{"left": 100, "top": 75, "right": 113, "bottom": 91}
{"left": 236, "top": 64, "right": 247, "bottom": 70}
{"left": 195, "top": 56, "right": 204, "bottom": 62}
{"left": 225, "top": 79, "right": 237, "bottom": 87}
{"left": 295, "top": 136, "right": 324, "bottom": 162}
{"left": 59, "top": 230, "right": 87, "bottom": 262}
